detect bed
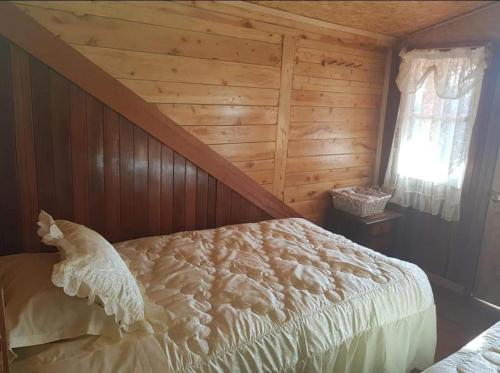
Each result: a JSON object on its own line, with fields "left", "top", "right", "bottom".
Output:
{"left": 423, "top": 321, "right": 500, "bottom": 373}
{"left": 5, "top": 218, "right": 436, "bottom": 373}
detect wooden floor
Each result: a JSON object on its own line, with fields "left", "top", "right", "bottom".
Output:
{"left": 433, "top": 284, "right": 500, "bottom": 362}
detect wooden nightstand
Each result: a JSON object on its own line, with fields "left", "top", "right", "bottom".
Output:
{"left": 325, "top": 208, "right": 403, "bottom": 257}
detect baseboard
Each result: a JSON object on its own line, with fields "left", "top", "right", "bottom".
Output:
{"left": 426, "top": 272, "right": 465, "bottom": 295}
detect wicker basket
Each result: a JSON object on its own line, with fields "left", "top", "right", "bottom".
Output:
{"left": 330, "top": 186, "right": 391, "bottom": 217}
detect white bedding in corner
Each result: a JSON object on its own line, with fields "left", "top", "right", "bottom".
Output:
{"left": 12, "top": 218, "right": 436, "bottom": 373}
{"left": 423, "top": 321, "right": 500, "bottom": 373}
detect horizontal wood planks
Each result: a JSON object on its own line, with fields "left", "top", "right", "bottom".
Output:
{"left": 0, "top": 37, "right": 271, "bottom": 254}
{"left": 16, "top": 5, "right": 283, "bottom": 66}
{"left": 13, "top": 0, "right": 390, "bottom": 225}
{"left": 15, "top": 0, "right": 283, "bottom": 44}
{"left": 14, "top": 1, "right": 284, "bottom": 193}
{"left": 75, "top": 46, "right": 281, "bottom": 89}
{"left": 285, "top": 39, "right": 385, "bottom": 224}
{"left": 119, "top": 80, "right": 279, "bottom": 106}
{"left": 158, "top": 105, "right": 278, "bottom": 126}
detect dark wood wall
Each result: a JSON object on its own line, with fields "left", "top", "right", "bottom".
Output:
{"left": 0, "top": 37, "right": 271, "bottom": 255}
{"left": 378, "top": 48, "right": 458, "bottom": 280}
{"left": 381, "top": 44, "right": 500, "bottom": 292}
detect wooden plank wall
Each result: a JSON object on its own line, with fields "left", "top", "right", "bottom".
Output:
{"left": 285, "top": 39, "right": 384, "bottom": 222}
{"left": 13, "top": 0, "right": 390, "bottom": 224}
{"left": 0, "top": 36, "right": 270, "bottom": 255}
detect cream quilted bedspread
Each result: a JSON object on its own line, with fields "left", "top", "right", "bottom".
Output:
{"left": 12, "top": 218, "right": 436, "bottom": 373}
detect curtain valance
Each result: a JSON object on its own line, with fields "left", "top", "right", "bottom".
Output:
{"left": 396, "top": 47, "right": 487, "bottom": 99}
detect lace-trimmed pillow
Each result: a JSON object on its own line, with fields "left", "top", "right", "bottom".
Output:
{"left": 36, "top": 211, "right": 147, "bottom": 332}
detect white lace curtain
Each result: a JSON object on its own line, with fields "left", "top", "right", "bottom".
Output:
{"left": 384, "top": 47, "right": 487, "bottom": 221}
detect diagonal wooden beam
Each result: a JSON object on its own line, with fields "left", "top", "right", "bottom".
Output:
{"left": 0, "top": 2, "right": 299, "bottom": 219}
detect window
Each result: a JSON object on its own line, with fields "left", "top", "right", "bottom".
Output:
{"left": 384, "top": 47, "right": 487, "bottom": 221}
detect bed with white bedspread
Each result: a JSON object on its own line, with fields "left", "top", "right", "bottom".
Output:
{"left": 423, "top": 321, "right": 500, "bottom": 373}
{"left": 11, "top": 218, "right": 436, "bottom": 373}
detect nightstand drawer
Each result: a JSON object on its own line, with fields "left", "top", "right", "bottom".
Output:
{"left": 366, "top": 235, "right": 394, "bottom": 253}
{"left": 368, "top": 221, "right": 394, "bottom": 236}
{"left": 325, "top": 208, "right": 403, "bottom": 257}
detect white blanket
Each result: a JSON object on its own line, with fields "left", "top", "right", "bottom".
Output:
{"left": 12, "top": 218, "right": 436, "bottom": 372}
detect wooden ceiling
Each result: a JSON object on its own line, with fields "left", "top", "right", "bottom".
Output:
{"left": 252, "top": 1, "right": 492, "bottom": 37}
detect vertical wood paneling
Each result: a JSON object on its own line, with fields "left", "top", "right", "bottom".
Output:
{"left": 196, "top": 169, "right": 209, "bottom": 230}
{"left": 373, "top": 49, "right": 393, "bottom": 183}
{"left": 0, "top": 38, "right": 21, "bottom": 253}
{"left": 247, "top": 203, "right": 262, "bottom": 223}
{"left": 207, "top": 175, "right": 217, "bottom": 228}
{"left": 70, "top": 84, "right": 89, "bottom": 225}
{"left": 185, "top": 160, "right": 197, "bottom": 230}
{"left": 133, "top": 127, "right": 149, "bottom": 237}
{"left": 86, "top": 95, "right": 105, "bottom": 233}
{"left": 10, "top": 44, "right": 38, "bottom": 251}
{"left": 148, "top": 136, "right": 161, "bottom": 236}
{"left": 103, "top": 107, "right": 120, "bottom": 242}
{"left": 0, "top": 36, "right": 276, "bottom": 255}
{"left": 242, "top": 198, "right": 256, "bottom": 223}
{"left": 119, "top": 117, "right": 135, "bottom": 240}
{"left": 230, "top": 191, "right": 243, "bottom": 224}
{"left": 216, "top": 181, "right": 231, "bottom": 227}
{"left": 378, "top": 51, "right": 401, "bottom": 184}
{"left": 30, "top": 57, "right": 56, "bottom": 215}
{"left": 49, "top": 70, "right": 73, "bottom": 219}
{"left": 173, "top": 153, "right": 186, "bottom": 232}
{"left": 160, "top": 145, "right": 174, "bottom": 234}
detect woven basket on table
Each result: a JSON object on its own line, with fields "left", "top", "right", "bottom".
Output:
{"left": 329, "top": 186, "right": 391, "bottom": 217}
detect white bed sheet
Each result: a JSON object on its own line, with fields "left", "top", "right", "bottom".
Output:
{"left": 12, "top": 218, "right": 436, "bottom": 373}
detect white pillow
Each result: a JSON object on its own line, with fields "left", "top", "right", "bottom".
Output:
{"left": 0, "top": 253, "right": 120, "bottom": 349}
{"left": 36, "top": 211, "right": 146, "bottom": 331}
